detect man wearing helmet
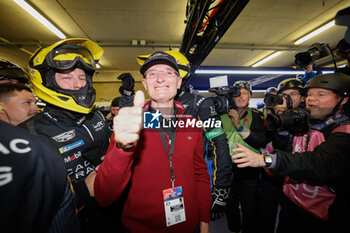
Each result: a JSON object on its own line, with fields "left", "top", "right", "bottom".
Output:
{"left": 220, "top": 80, "right": 268, "bottom": 233}
{"left": 231, "top": 73, "right": 350, "bottom": 233}
{"left": 273, "top": 78, "right": 305, "bottom": 115}
{"left": 19, "top": 38, "right": 116, "bottom": 232}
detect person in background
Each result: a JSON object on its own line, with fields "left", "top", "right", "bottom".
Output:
{"left": 258, "top": 87, "right": 277, "bottom": 117}
{"left": 220, "top": 80, "right": 268, "bottom": 233}
{"left": 0, "top": 83, "right": 40, "bottom": 125}
{"left": 299, "top": 63, "right": 317, "bottom": 85}
{"left": 19, "top": 38, "right": 117, "bottom": 233}
{"left": 94, "top": 51, "right": 211, "bottom": 233}
{"left": 336, "top": 38, "right": 350, "bottom": 75}
{"left": 105, "top": 96, "right": 121, "bottom": 128}
{"left": 118, "top": 72, "right": 135, "bottom": 107}
{"left": 0, "top": 120, "right": 80, "bottom": 233}
{"left": 0, "top": 60, "right": 29, "bottom": 84}
{"left": 232, "top": 72, "right": 350, "bottom": 233}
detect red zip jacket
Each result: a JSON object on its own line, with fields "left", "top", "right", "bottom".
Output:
{"left": 94, "top": 101, "right": 211, "bottom": 233}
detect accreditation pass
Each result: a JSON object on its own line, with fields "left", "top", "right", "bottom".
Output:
{"left": 163, "top": 186, "right": 186, "bottom": 227}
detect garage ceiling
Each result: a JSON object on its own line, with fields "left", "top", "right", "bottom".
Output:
{"left": 0, "top": 0, "right": 349, "bottom": 80}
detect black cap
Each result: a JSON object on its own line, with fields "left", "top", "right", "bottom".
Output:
{"left": 140, "top": 51, "right": 179, "bottom": 75}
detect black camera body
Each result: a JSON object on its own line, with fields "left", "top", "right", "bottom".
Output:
{"left": 208, "top": 86, "right": 240, "bottom": 114}
{"left": 264, "top": 93, "right": 292, "bottom": 109}
{"left": 266, "top": 108, "right": 310, "bottom": 134}
{"left": 294, "top": 43, "right": 331, "bottom": 69}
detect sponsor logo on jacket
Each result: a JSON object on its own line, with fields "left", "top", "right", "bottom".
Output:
{"left": 52, "top": 129, "right": 76, "bottom": 142}
{"left": 93, "top": 121, "right": 105, "bottom": 131}
{"left": 59, "top": 140, "right": 84, "bottom": 153}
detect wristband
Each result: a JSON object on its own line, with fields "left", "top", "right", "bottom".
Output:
{"left": 236, "top": 125, "right": 244, "bottom": 132}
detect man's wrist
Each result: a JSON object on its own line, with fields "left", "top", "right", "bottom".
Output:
{"left": 236, "top": 125, "right": 244, "bottom": 132}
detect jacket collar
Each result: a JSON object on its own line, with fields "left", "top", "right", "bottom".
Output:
{"left": 143, "top": 100, "right": 186, "bottom": 116}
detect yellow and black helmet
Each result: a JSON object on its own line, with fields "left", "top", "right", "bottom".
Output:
{"left": 137, "top": 50, "right": 191, "bottom": 79}
{"left": 277, "top": 78, "right": 304, "bottom": 95}
{"left": 28, "top": 38, "right": 103, "bottom": 114}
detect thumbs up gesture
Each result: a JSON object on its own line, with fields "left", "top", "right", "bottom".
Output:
{"left": 113, "top": 90, "right": 145, "bottom": 151}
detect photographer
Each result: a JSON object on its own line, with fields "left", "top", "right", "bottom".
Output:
{"left": 260, "top": 78, "right": 308, "bottom": 233}
{"left": 294, "top": 43, "right": 332, "bottom": 85}
{"left": 336, "top": 38, "right": 350, "bottom": 75}
{"left": 220, "top": 80, "right": 268, "bottom": 233}
{"left": 232, "top": 72, "right": 350, "bottom": 233}
{"left": 294, "top": 43, "right": 330, "bottom": 85}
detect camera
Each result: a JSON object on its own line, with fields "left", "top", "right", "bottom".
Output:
{"left": 208, "top": 86, "right": 240, "bottom": 114}
{"left": 266, "top": 108, "right": 310, "bottom": 134}
{"left": 294, "top": 43, "right": 331, "bottom": 69}
{"left": 264, "top": 93, "right": 292, "bottom": 109}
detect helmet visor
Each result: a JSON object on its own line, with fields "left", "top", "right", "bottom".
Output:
{"left": 47, "top": 44, "right": 97, "bottom": 71}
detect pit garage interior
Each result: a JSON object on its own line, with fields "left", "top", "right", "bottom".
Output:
{"left": 1, "top": 0, "right": 350, "bottom": 107}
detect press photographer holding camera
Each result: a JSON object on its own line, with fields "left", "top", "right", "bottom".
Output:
{"left": 336, "top": 38, "right": 350, "bottom": 75}
{"left": 260, "top": 78, "right": 310, "bottom": 233}
{"left": 219, "top": 80, "right": 268, "bottom": 233}
{"left": 294, "top": 43, "right": 330, "bottom": 84}
{"left": 232, "top": 72, "right": 350, "bottom": 233}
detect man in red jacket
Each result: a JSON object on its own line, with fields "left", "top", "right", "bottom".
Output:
{"left": 94, "top": 51, "right": 211, "bottom": 233}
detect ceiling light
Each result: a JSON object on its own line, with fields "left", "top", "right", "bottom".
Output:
{"left": 294, "top": 20, "right": 335, "bottom": 45}
{"left": 96, "top": 63, "right": 101, "bottom": 69}
{"left": 13, "top": 0, "right": 66, "bottom": 39}
{"left": 251, "top": 51, "right": 282, "bottom": 67}
{"left": 194, "top": 69, "right": 333, "bottom": 75}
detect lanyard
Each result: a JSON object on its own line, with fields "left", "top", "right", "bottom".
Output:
{"left": 157, "top": 111, "right": 177, "bottom": 188}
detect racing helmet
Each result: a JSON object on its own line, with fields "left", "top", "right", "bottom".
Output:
{"left": 277, "top": 78, "right": 304, "bottom": 95}
{"left": 137, "top": 50, "right": 191, "bottom": 79}
{"left": 233, "top": 80, "right": 252, "bottom": 94}
{"left": 28, "top": 38, "right": 103, "bottom": 114}
{"left": 0, "top": 60, "right": 29, "bottom": 84}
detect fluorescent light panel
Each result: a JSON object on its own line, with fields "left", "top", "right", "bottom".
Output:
{"left": 251, "top": 51, "right": 282, "bottom": 67}
{"left": 194, "top": 69, "right": 333, "bottom": 75}
{"left": 295, "top": 20, "right": 335, "bottom": 45}
{"left": 13, "top": 0, "right": 66, "bottom": 39}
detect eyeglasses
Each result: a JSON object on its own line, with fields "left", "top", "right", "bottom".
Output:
{"left": 145, "top": 68, "right": 179, "bottom": 79}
